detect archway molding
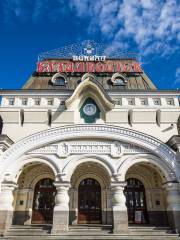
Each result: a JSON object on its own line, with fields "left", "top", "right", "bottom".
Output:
{"left": 73, "top": 173, "right": 107, "bottom": 190}
{"left": 117, "top": 154, "right": 174, "bottom": 182}
{"left": 63, "top": 155, "right": 114, "bottom": 181}
{"left": 1, "top": 125, "right": 177, "bottom": 182}
{"left": 3, "top": 155, "right": 59, "bottom": 183}
{"left": 125, "top": 172, "right": 152, "bottom": 190}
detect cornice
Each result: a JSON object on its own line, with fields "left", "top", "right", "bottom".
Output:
{"left": 0, "top": 90, "right": 179, "bottom": 97}
{"left": 1, "top": 89, "right": 180, "bottom": 93}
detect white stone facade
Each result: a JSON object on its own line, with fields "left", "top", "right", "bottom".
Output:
{"left": 0, "top": 74, "right": 180, "bottom": 234}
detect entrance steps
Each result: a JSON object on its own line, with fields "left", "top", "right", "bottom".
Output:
{"left": 69, "top": 224, "right": 112, "bottom": 232}
{"left": 2, "top": 225, "right": 51, "bottom": 237}
{"left": 1, "top": 225, "right": 179, "bottom": 240}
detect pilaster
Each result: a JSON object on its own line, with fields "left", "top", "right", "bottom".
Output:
{"left": 164, "top": 182, "right": 180, "bottom": 233}
{"left": 69, "top": 187, "right": 77, "bottom": 225}
{"left": 0, "top": 180, "right": 16, "bottom": 235}
{"left": 13, "top": 188, "right": 33, "bottom": 225}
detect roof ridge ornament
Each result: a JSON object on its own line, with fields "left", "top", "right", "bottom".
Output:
{"left": 84, "top": 43, "right": 94, "bottom": 55}
{"left": 38, "top": 40, "right": 140, "bottom": 62}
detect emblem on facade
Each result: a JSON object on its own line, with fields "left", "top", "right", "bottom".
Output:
{"left": 58, "top": 142, "right": 69, "bottom": 157}
{"left": 111, "top": 142, "right": 121, "bottom": 158}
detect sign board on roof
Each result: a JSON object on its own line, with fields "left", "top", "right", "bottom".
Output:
{"left": 37, "top": 41, "right": 142, "bottom": 73}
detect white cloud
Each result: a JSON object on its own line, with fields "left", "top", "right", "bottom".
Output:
{"left": 70, "top": 0, "right": 180, "bottom": 56}
{"left": 1, "top": 0, "right": 180, "bottom": 58}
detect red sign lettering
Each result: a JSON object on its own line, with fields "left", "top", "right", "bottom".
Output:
{"left": 37, "top": 61, "right": 143, "bottom": 73}
{"left": 105, "top": 63, "right": 114, "bottom": 72}
{"left": 75, "top": 62, "right": 85, "bottom": 72}
{"left": 87, "top": 62, "right": 95, "bottom": 72}
{"left": 95, "top": 62, "right": 104, "bottom": 72}
{"left": 65, "top": 62, "right": 74, "bottom": 72}
{"left": 133, "top": 62, "right": 142, "bottom": 72}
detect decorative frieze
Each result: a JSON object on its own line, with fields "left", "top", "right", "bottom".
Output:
{"left": 28, "top": 140, "right": 148, "bottom": 158}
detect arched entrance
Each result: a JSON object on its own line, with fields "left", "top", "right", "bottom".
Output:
{"left": 32, "top": 178, "right": 56, "bottom": 224}
{"left": 78, "top": 178, "right": 101, "bottom": 224}
{"left": 124, "top": 178, "right": 148, "bottom": 224}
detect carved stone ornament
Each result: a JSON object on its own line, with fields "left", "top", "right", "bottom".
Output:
{"left": 28, "top": 140, "right": 149, "bottom": 158}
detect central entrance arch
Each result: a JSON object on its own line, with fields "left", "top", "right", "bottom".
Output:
{"left": 32, "top": 178, "right": 56, "bottom": 224}
{"left": 78, "top": 178, "right": 102, "bottom": 224}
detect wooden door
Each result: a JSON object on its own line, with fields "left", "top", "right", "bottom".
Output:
{"left": 32, "top": 178, "right": 56, "bottom": 224}
{"left": 124, "top": 178, "right": 148, "bottom": 224}
{"left": 78, "top": 178, "right": 101, "bottom": 224}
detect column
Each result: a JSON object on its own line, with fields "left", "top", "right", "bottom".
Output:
{"left": 165, "top": 182, "right": 180, "bottom": 233}
{"left": 0, "top": 181, "right": 16, "bottom": 235}
{"left": 111, "top": 182, "right": 128, "bottom": 233}
{"left": 52, "top": 182, "right": 70, "bottom": 234}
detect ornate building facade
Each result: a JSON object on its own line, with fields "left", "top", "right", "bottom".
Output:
{"left": 0, "top": 42, "right": 180, "bottom": 235}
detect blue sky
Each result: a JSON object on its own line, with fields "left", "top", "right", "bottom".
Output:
{"left": 0, "top": 0, "right": 179, "bottom": 90}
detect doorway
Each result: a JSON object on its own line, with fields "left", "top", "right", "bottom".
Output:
{"left": 32, "top": 178, "right": 56, "bottom": 224}
{"left": 78, "top": 178, "right": 101, "bottom": 224}
{"left": 124, "top": 178, "right": 148, "bottom": 224}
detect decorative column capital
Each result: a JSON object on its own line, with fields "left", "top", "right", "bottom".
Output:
{"left": 163, "top": 181, "right": 180, "bottom": 191}
{"left": 53, "top": 181, "right": 70, "bottom": 189}
{"left": 55, "top": 173, "right": 69, "bottom": 182}
{"left": 111, "top": 181, "right": 126, "bottom": 190}
{"left": 1, "top": 180, "right": 17, "bottom": 191}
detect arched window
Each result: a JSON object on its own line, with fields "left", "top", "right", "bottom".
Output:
{"left": 51, "top": 73, "right": 67, "bottom": 86}
{"left": 54, "top": 76, "right": 66, "bottom": 86}
{"left": 113, "top": 77, "right": 126, "bottom": 86}
{"left": 111, "top": 73, "right": 127, "bottom": 86}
